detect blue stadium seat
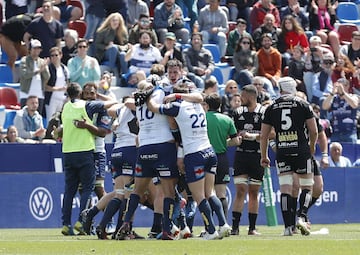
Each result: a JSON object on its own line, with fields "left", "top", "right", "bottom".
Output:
{"left": 3, "top": 110, "right": 17, "bottom": 129}
{"left": 0, "top": 64, "right": 13, "bottom": 83}
{"left": 203, "top": 44, "right": 229, "bottom": 68}
{"left": 0, "top": 50, "right": 8, "bottom": 64}
{"left": 336, "top": 2, "right": 360, "bottom": 24}
{"left": 212, "top": 66, "right": 224, "bottom": 85}
{"left": 203, "top": 44, "right": 221, "bottom": 63}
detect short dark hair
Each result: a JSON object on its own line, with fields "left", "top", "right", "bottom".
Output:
{"left": 191, "top": 32, "right": 202, "bottom": 41}
{"left": 67, "top": 82, "right": 82, "bottom": 99}
{"left": 204, "top": 77, "right": 218, "bottom": 90}
{"left": 76, "top": 39, "right": 88, "bottom": 47}
{"left": 167, "top": 59, "right": 182, "bottom": 69}
{"left": 173, "top": 83, "right": 190, "bottom": 94}
{"left": 139, "top": 13, "right": 149, "bottom": 20}
{"left": 204, "top": 93, "right": 221, "bottom": 111}
{"left": 242, "top": 84, "right": 258, "bottom": 97}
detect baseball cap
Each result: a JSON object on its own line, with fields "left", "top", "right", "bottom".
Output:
{"left": 30, "top": 39, "right": 42, "bottom": 48}
{"left": 278, "top": 77, "right": 297, "bottom": 95}
{"left": 165, "top": 32, "right": 176, "bottom": 41}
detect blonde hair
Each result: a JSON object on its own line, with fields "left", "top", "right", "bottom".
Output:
{"left": 97, "top": 12, "right": 128, "bottom": 45}
{"left": 225, "top": 79, "right": 238, "bottom": 93}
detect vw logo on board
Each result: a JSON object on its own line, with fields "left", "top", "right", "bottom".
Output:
{"left": 29, "top": 187, "right": 53, "bottom": 221}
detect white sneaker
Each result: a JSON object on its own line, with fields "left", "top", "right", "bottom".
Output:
{"left": 180, "top": 226, "right": 192, "bottom": 239}
{"left": 283, "top": 226, "right": 293, "bottom": 236}
{"left": 218, "top": 223, "right": 231, "bottom": 238}
{"left": 203, "top": 231, "right": 222, "bottom": 240}
{"left": 296, "top": 217, "right": 311, "bottom": 236}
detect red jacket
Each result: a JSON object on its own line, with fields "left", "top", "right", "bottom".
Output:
{"left": 250, "top": 1, "right": 280, "bottom": 31}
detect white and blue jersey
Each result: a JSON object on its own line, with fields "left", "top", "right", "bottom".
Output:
{"left": 136, "top": 87, "right": 173, "bottom": 147}
{"left": 111, "top": 106, "right": 138, "bottom": 178}
{"left": 129, "top": 44, "right": 163, "bottom": 74}
{"left": 159, "top": 100, "right": 211, "bottom": 156}
{"left": 159, "top": 99, "right": 217, "bottom": 183}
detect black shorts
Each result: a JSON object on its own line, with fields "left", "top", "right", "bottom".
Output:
{"left": 215, "top": 153, "right": 230, "bottom": 184}
{"left": 276, "top": 155, "right": 313, "bottom": 175}
{"left": 233, "top": 152, "right": 264, "bottom": 181}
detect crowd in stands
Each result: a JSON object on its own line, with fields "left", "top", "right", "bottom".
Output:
{"left": 0, "top": 0, "right": 360, "bottom": 155}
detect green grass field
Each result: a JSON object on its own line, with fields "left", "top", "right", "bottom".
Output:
{"left": 1, "top": 224, "right": 360, "bottom": 255}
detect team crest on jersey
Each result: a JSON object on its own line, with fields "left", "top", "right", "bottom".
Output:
{"left": 135, "top": 164, "right": 143, "bottom": 177}
{"left": 254, "top": 114, "right": 260, "bottom": 123}
{"left": 193, "top": 166, "right": 205, "bottom": 178}
{"left": 101, "top": 115, "right": 112, "bottom": 125}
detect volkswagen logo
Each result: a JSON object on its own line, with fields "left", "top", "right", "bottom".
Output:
{"left": 29, "top": 187, "right": 53, "bottom": 221}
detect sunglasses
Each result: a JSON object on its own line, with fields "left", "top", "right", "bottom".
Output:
{"left": 323, "top": 60, "right": 334, "bottom": 65}
{"left": 78, "top": 45, "right": 88, "bottom": 48}
{"left": 242, "top": 41, "right": 250, "bottom": 44}
{"left": 253, "top": 83, "right": 263, "bottom": 86}
{"left": 229, "top": 86, "right": 238, "bottom": 89}
{"left": 50, "top": 54, "right": 59, "bottom": 57}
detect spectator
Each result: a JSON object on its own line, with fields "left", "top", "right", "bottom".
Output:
{"left": 160, "top": 32, "right": 184, "bottom": 68}
{"left": 19, "top": 39, "right": 50, "bottom": 116}
{"left": 128, "top": 14, "right": 158, "bottom": 46}
{"left": 227, "top": 0, "right": 254, "bottom": 29}
{"left": 353, "top": 158, "right": 360, "bottom": 167}
{"left": 98, "top": 71, "right": 117, "bottom": 99}
{"left": 198, "top": 0, "right": 228, "bottom": 57}
{"left": 182, "top": 32, "right": 215, "bottom": 89}
{"left": 278, "top": 15, "right": 309, "bottom": 68}
{"left": 103, "top": 0, "right": 128, "bottom": 22}
{"left": 67, "top": 39, "right": 101, "bottom": 87}
{"left": 331, "top": 53, "right": 360, "bottom": 95}
{"left": 45, "top": 47, "right": 68, "bottom": 120}
{"left": 329, "top": 142, "right": 352, "bottom": 167}
{"left": 305, "top": 52, "right": 334, "bottom": 106}
{"left": 4, "top": 0, "right": 28, "bottom": 20}
{"left": 127, "top": 0, "right": 149, "bottom": 29}
{"left": 229, "top": 92, "right": 242, "bottom": 112}
{"left": 14, "top": 95, "right": 46, "bottom": 141}
{"left": 202, "top": 77, "right": 219, "bottom": 95}
{"left": 0, "top": 13, "right": 35, "bottom": 80}
{"left": 176, "top": 0, "right": 198, "bottom": 31}
{"left": 84, "top": 0, "right": 106, "bottom": 40}
{"left": 339, "top": 31, "right": 360, "bottom": 67}
{"left": 252, "top": 13, "right": 281, "bottom": 51}
{"left": 322, "top": 78, "right": 359, "bottom": 143}
{"left": 23, "top": 0, "right": 64, "bottom": 58}
{"left": 253, "top": 76, "right": 272, "bottom": 106}
{"left": 153, "top": 0, "right": 189, "bottom": 44}
{"left": 125, "top": 30, "right": 163, "bottom": 75}
{"left": 0, "top": 125, "right": 26, "bottom": 143}
{"left": 220, "top": 79, "right": 239, "bottom": 115}
{"left": 94, "top": 12, "right": 128, "bottom": 79}
{"left": 249, "top": 0, "right": 280, "bottom": 32}
{"left": 280, "top": 0, "right": 310, "bottom": 34}
{"left": 52, "top": 0, "right": 82, "bottom": 24}
{"left": 226, "top": 18, "right": 252, "bottom": 57}
{"left": 308, "top": 0, "right": 340, "bottom": 57}
{"left": 288, "top": 45, "right": 306, "bottom": 93}
{"left": 62, "top": 29, "right": 78, "bottom": 65}
{"left": 232, "top": 34, "right": 258, "bottom": 88}
{"left": 256, "top": 33, "right": 282, "bottom": 98}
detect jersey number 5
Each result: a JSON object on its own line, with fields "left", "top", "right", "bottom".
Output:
{"left": 281, "top": 109, "right": 292, "bottom": 130}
